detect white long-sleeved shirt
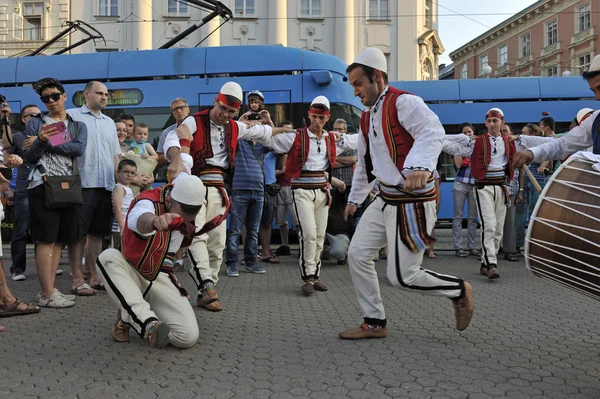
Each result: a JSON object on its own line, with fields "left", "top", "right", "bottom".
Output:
{"left": 442, "top": 133, "right": 509, "bottom": 171}
{"left": 525, "top": 110, "right": 598, "bottom": 162}
{"left": 163, "top": 115, "right": 273, "bottom": 168}
{"left": 342, "top": 87, "right": 444, "bottom": 204}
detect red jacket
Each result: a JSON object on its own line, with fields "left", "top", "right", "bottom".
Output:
{"left": 469, "top": 133, "right": 516, "bottom": 181}
{"left": 284, "top": 127, "right": 336, "bottom": 180}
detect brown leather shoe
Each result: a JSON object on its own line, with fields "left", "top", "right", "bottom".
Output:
{"left": 201, "top": 301, "right": 223, "bottom": 312}
{"left": 147, "top": 321, "right": 170, "bottom": 349}
{"left": 302, "top": 281, "right": 314, "bottom": 296}
{"left": 452, "top": 282, "right": 474, "bottom": 331}
{"left": 197, "top": 286, "right": 219, "bottom": 307}
{"left": 339, "top": 324, "right": 388, "bottom": 340}
{"left": 111, "top": 311, "right": 130, "bottom": 343}
{"left": 479, "top": 265, "right": 488, "bottom": 276}
{"left": 313, "top": 280, "right": 328, "bottom": 292}
{"left": 487, "top": 267, "right": 500, "bottom": 280}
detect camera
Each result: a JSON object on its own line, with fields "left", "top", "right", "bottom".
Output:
{"left": 0, "top": 94, "right": 6, "bottom": 108}
{"left": 247, "top": 112, "right": 262, "bottom": 121}
{"left": 266, "top": 183, "right": 281, "bottom": 196}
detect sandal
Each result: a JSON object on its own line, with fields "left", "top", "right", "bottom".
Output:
{"left": 455, "top": 249, "right": 469, "bottom": 257}
{"left": 0, "top": 299, "right": 41, "bottom": 317}
{"left": 0, "top": 324, "right": 4, "bottom": 332}
{"left": 427, "top": 251, "right": 436, "bottom": 259}
{"left": 71, "top": 283, "right": 97, "bottom": 296}
{"left": 261, "top": 255, "right": 280, "bottom": 264}
{"left": 504, "top": 252, "right": 519, "bottom": 262}
{"left": 469, "top": 249, "right": 482, "bottom": 257}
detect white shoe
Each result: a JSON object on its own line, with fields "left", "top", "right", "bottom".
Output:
{"left": 54, "top": 288, "right": 76, "bottom": 301}
{"left": 37, "top": 291, "right": 75, "bottom": 308}
{"left": 55, "top": 269, "right": 64, "bottom": 276}
{"left": 11, "top": 273, "right": 26, "bottom": 281}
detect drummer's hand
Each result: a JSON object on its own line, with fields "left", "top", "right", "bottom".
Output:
{"left": 513, "top": 150, "right": 534, "bottom": 169}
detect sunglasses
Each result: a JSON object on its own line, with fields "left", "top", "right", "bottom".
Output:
{"left": 171, "top": 105, "right": 188, "bottom": 112}
{"left": 23, "top": 112, "right": 40, "bottom": 118}
{"left": 40, "top": 93, "right": 62, "bottom": 103}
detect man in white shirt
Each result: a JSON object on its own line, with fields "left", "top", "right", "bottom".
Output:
{"left": 97, "top": 175, "right": 206, "bottom": 349}
{"left": 164, "top": 82, "right": 293, "bottom": 311}
{"left": 337, "top": 47, "right": 474, "bottom": 340}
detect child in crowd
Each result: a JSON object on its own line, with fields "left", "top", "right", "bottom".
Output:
{"left": 130, "top": 123, "right": 158, "bottom": 160}
{"left": 111, "top": 159, "right": 137, "bottom": 250}
{"left": 243, "top": 90, "right": 265, "bottom": 121}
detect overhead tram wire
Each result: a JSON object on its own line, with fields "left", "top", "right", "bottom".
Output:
{"left": 194, "top": 18, "right": 229, "bottom": 47}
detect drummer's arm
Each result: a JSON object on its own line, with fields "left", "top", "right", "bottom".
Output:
{"left": 531, "top": 118, "right": 594, "bottom": 162}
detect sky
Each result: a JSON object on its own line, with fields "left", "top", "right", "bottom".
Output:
{"left": 437, "top": 0, "right": 539, "bottom": 66}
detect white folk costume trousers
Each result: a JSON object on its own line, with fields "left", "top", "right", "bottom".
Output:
{"left": 97, "top": 249, "right": 199, "bottom": 349}
{"left": 188, "top": 186, "right": 227, "bottom": 287}
{"left": 292, "top": 188, "right": 329, "bottom": 280}
{"left": 348, "top": 197, "right": 464, "bottom": 321}
{"left": 474, "top": 185, "right": 507, "bottom": 266}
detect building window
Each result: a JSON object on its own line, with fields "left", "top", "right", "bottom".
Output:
{"left": 499, "top": 45, "right": 508, "bottom": 66}
{"left": 23, "top": 3, "right": 44, "bottom": 41}
{"left": 480, "top": 55, "right": 488, "bottom": 75}
{"left": 300, "top": 0, "right": 321, "bottom": 17}
{"left": 579, "top": 54, "right": 591, "bottom": 72}
{"left": 235, "top": 0, "right": 254, "bottom": 16}
{"left": 99, "top": 0, "right": 118, "bottom": 17}
{"left": 547, "top": 66, "right": 558, "bottom": 77}
{"left": 578, "top": 4, "right": 591, "bottom": 32}
{"left": 521, "top": 33, "right": 531, "bottom": 57}
{"left": 368, "top": 0, "right": 388, "bottom": 20}
{"left": 168, "top": 0, "right": 188, "bottom": 15}
{"left": 546, "top": 20, "right": 558, "bottom": 45}
{"left": 461, "top": 64, "right": 468, "bottom": 79}
{"left": 13, "top": 13, "right": 24, "bottom": 40}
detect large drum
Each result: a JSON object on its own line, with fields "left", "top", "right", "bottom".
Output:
{"left": 526, "top": 153, "right": 600, "bottom": 300}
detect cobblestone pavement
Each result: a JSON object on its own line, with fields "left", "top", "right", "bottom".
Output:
{"left": 1, "top": 230, "right": 600, "bottom": 398}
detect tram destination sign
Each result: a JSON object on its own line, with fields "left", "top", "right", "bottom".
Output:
{"left": 72, "top": 88, "right": 143, "bottom": 107}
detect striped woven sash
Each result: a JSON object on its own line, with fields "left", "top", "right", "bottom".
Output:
{"left": 291, "top": 171, "right": 328, "bottom": 190}
{"left": 198, "top": 167, "right": 225, "bottom": 187}
{"left": 476, "top": 169, "right": 507, "bottom": 186}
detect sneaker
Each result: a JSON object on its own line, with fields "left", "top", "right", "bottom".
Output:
{"left": 302, "top": 280, "right": 314, "bottom": 296}
{"left": 479, "top": 265, "right": 488, "bottom": 276}
{"left": 227, "top": 266, "right": 239, "bottom": 277}
{"left": 11, "top": 273, "right": 25, "bottom": 281}
{"left": 337, "top": 257, "right": 347, "bottom": 265}
{"left": 145, "top": 321, "right": 170, "bottom": 349}
{"left": 111, "top": 311, "right": 130, "bottom": 343}
{"left": 321, "top": 250, "right": 331, "bottom": 260}
{"left": 470, "top": 249, "right": 482, "bottom": 257}
{"left": 54, "top": 288, "right": 76, "bottom": 301}
{"left": 452, "top": 282, "right": 474, "bottom": 331}
{"left": 487, "top": 267, "right": 500, "bottom": 280}
{"left": 455, "top": 249, "right": 468, "bottom": 258}
{"left": 275, "top": 245, "right": 291, "bottom": 256}
{"left": 312, "top": 279, "right": 328, "bottom": 292}
{"left": 37, "top": 291, "right": 75, "bottom": 308}
{"left": 245, "top": 263, "right": 266, "bottom": 274}
{"left": 55, "top": 269, "right": 63, "bottom": 276}
{"left": 339, "top": 324, "right": 389, "bottom": 340}
{"left": 197, "top": 284, "right": 218, "bottom": 307}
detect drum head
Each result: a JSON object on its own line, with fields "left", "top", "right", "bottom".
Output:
{"left": 525, "top": 155, "right": 600, "bottom": 300}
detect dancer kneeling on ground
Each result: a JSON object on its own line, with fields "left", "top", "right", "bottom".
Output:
{"left": 97, "top": 174, "right": 216, "bottom": 349}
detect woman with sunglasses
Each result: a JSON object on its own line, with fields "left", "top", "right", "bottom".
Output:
{"left": 22, "top": 78, "right": 88, "bottom": 308}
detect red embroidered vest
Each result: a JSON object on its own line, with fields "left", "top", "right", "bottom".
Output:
{"left": 188, "top": 109, "right": 240, "bottom": 176}
{"left": 122, "top": 186, "right": 173, "bottom": 281}
{"left": 360, "top": 87, "right": 414, "bottom": 182}
{"left": 470, "top": 133, "right": 516, "bottom": 181}
{"left": 284, "top": 127, "right": 336, "bottom": 180}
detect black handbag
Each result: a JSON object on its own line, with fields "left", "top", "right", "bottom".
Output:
{"left": 40, "top": 122, "right": 84, "bottom": 209}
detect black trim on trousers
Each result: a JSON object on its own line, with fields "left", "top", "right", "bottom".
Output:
{"left": 393, "top": 206, "right": 464, "bottom": 293}
{"left": 474, "top": 187, "right": 491, "bottom": 267}
{"left": 96, "top": 257, "right": 156, "bottom": 338}
{"left": 291, "top": 189, "right": 308, "bottom": 278}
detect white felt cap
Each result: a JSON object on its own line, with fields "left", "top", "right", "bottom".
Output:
{"left": 171, "top": 174, "right": 206, "bottom": 206}
{"left": 353, "top": 47, "right": 387, "bottom": 72}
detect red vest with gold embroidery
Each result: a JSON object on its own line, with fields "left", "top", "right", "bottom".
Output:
{"left": 284, "top": 127, "right": 336, "bottom": 180}
{"left": 359, "top": 87, "right": 414, "bottom": 182}
{"left": 469, "top": 133, "right": 516, "bottom": 181}
{"left": 122, "top": 186, "right": 173, "bottom": 281}
{"left": 188, "top": 109, "right": 240, "bottom": 176}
